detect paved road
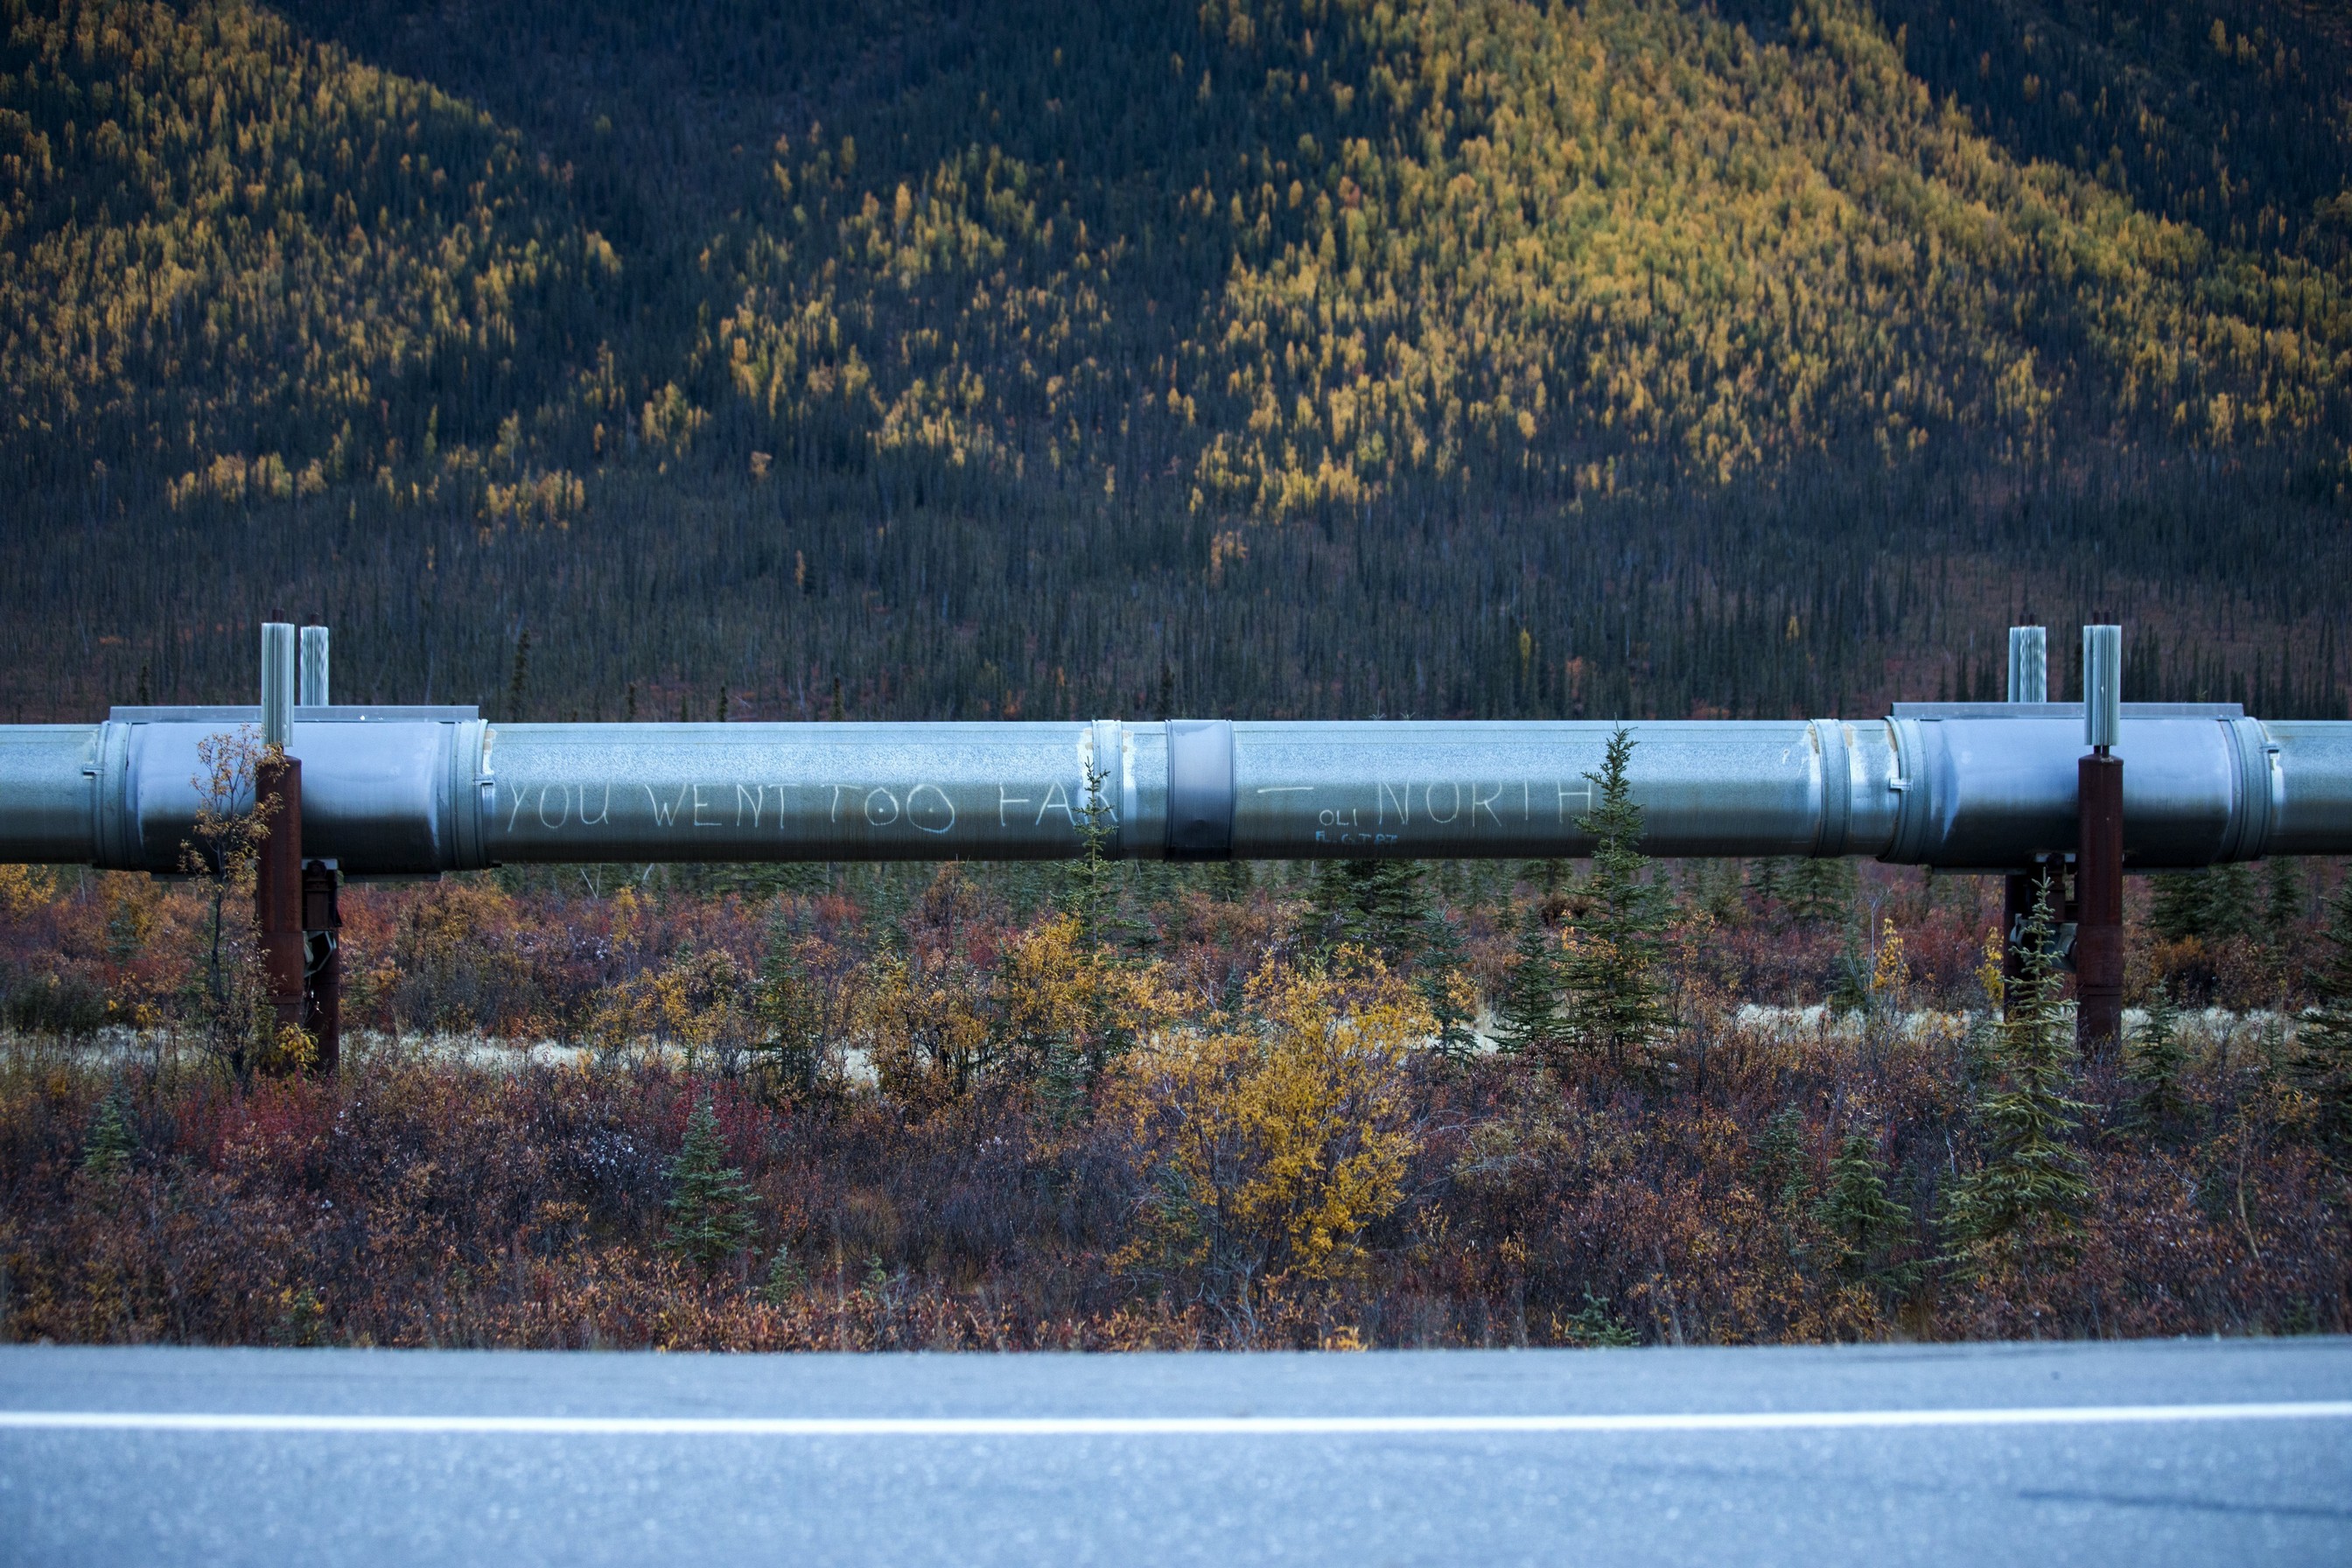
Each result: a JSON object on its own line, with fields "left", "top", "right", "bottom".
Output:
{"left": 3, "top": 1339, "right": 2348, "bottom": 1565}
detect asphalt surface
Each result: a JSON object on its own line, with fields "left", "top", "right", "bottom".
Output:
{"left": 3, "top": 1338, "right": 2348, "bottom": 1566}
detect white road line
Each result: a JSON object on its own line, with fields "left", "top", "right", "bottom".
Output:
{"left": 2, "top": 1403, "right": 2349, "bottom": 1437}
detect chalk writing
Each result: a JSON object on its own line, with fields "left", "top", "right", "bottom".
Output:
{"left": 906, "top": 782, "right": 956, "bottom": 834}
{"left": 647, "top": 783, "right": 690, "bottom": 827}
{"left": 485, "top": 773, "right": 1613, "bottom": 844}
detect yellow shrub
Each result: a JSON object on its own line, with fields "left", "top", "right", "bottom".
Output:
{"left": 0, "top": 864, "right": 56, "bottom": 918}
{"left": 1111, "top": 950, "right": 1428, "bottom": 1300}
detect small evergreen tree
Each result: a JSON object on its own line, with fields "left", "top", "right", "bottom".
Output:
{"left": 1523, "top": 856, "right": 1572, "bottom": 921}
{"left": 1749, "top": 1106, "right": 1812, "bottom": 1212}
{"left": 2149, "top": 872, "right": 2210, "bottom": 943}
{"left": 1942, "top": 890, "right": 2091, "bottom": 1258}
{"left": 1558, "top": 1292, "right": 1640, "bottom": 1348}
{"left": 2264, "top": 858, "right": 2306, "bottom": 951}
{"left": 1306, "top": 858, "right": 1432, "bottom": 964}
{"left": 665, "top": 1096, "right": 759, "bottom": 1270}
{"left": 1363, "top": 859, "right": 1436, "bottom": 961}
{"left": 2160, "top": 865, "right": 2262, "bottom": 944}
{"left": 81, "top": 1089, "right": 136, "bottom": 1179}
{"left": 1416, "top": 907, "right": 1482, "bottom": 1065}
{"left": 2292, "top": 879, "right": 2352, "bottom": 1149}
{"left": 1557, "top": 728, "right": 1672, "bottom": 1075}
{"left": 1829, "top": 916, "right": 1874, "bottom": 1019}
{"left": 760, "top": 1242, "right": 808, "bottom": 1306}
{"left": 1067, "top": 765, "right": 1152, "bottom": 955}
{"left": 1816, "top": 1131, "right": 1917, "bottom": 1290}
{"left": 2128, "top": 976, "right": 2189, "bottom": 1132}
{"left": 752, "top": 906, "right": 824, "bottom": 1097}
{"left": 2204, "top": 864, "right": 2260, "bottom": 942}
{"left": 1783, "top": 857, "right": 1857, "bottom": 927}
{"left": 1696, "top": 858, "right": 1746, "bottom": 925}
{"left": 1490, "top": 912, "right": 1561, "bottom": 1059}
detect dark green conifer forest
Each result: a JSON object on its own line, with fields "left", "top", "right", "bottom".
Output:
{"left": 3, "top": 0, "right": 2348, "bottom": 724}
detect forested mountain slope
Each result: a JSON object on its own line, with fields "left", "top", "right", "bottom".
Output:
{"left": 3, "top": 0, "right": 2347, "bottom": 725}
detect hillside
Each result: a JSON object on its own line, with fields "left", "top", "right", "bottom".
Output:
{"left": 3, "top": 0, "right": 2348, "bottom": 725}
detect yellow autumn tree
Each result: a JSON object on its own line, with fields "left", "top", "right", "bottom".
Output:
{"left": 1110, "top": 949, "right": 1429, "bottom": 1315}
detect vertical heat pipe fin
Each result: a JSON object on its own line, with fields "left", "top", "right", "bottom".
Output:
{"left": 260, "top": 624, "right": 297, "bottom": 750}
{"left": 2006, "top": 626, "right": 2047, "bottom": 704}
{"left": 2083, "top": 626, "right": 2123, "bottom": 750}
{"left": 299, "top": 626, "right": 331, "bottom": 708}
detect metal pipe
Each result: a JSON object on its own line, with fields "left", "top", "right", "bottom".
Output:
{"left": 3, "top": 705, "right": 2346, "bottom": 876}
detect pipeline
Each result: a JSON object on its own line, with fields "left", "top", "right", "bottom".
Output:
{"left": 2, "top": 702, "right": 2346, "bottom": 877}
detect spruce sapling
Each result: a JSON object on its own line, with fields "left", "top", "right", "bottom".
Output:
{"left": 1557, "top": 727, "right": 1671, "bottom": 1076}
{"left": 1816, "top": 1130, "right": 1918, "bottom": 1291}
{"left": 665, "top": 1096, "right": 759, "bottom": 1270}
{"left": 81, "top": 1089, "right": 136, "bottom": 1179}
{"left": 1941, "top": 886, "right": 2091, "bottom": 1257}
{"left": 1417, "top": 906, "right": 1481, "bottom": 1066}
{"left": 1490, "top": 911, "right": 1560, "bottom": 1060}
{"left": 2128, "top": 976, "right": 2189, "bottom": 1132}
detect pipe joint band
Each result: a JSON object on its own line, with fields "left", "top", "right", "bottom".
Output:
{"left": 1165, "top": 719, "right": 1234, "bottom": 860}
{"left": 2218, "top": 718, "right": 2276, "bottom": 864}
{"left": 1810, "top": 719, "right": 1852, "bottom": 858}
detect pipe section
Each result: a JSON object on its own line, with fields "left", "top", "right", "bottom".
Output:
{"left": 1, "top": 707, "right": 2346, "bottom": 875}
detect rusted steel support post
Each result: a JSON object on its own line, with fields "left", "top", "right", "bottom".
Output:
{"left": 2076, "top": 626, "right": 2125, "bottom": 1060}
{"left": 255, "top": 755, "right": 306, "bottom": 1039}
{"left": 302, "top": 859, "right": 341, "bottom": 1074}
{"left": 295, "top": 623, "right": 337, "bottom": 1072}
{"left": 254, "top": 622, "right": 308, "bottom": 1063}
{"left": 2076, "top": 758, "right": 2124, "bottom": 1055}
